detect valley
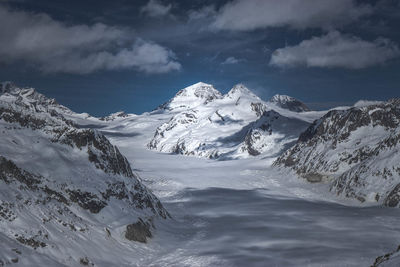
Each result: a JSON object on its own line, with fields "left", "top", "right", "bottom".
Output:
{"left": 1, "top": 81, "right": 400, "bottom": 266}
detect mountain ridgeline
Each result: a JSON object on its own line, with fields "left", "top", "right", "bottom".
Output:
{"left": 0, "top": 82, "right": 169, "bottom": 266}
{"left": 274, "top": 99, "right": 400, "bottom": 207}
{"left": 149, "top": 82, "right": 313, "bottom": 159}
{"left": 1, "top": 80, "right": 400, "bottom": 266}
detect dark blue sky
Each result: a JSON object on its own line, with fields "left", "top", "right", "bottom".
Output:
{"left": 0, "top": 0, "right": 399, "bottom": 116}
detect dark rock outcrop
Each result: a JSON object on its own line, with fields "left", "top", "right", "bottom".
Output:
{"left": 125, "top": 218, "right": 153, "bottom": 243}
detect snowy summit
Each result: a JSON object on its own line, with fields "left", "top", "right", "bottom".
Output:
{"left": 269, "top": 94, "right": 311, "bottom": 112}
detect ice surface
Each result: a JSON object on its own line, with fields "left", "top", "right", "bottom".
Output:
{"left": 91, "top": 107, "right": 400, "bottom": 267}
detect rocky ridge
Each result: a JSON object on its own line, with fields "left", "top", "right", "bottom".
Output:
{"left": 274, "top": 99, "right": 400, "bottom": 206}
{"left": 0, "top": 82, "right": 169, "bottom": 266}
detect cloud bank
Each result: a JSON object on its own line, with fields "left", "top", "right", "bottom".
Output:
{"left": 212, "top": 0, "right": 372, "bottom": 31}
{"left": 0, "top": 5, "right": 181, "bottom": 74}
{"left": 269, "top": 31, "right": 400, "bottom": 69}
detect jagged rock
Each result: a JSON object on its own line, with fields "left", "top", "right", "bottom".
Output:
{"left": 372, "top": 245, "right": 400, "bottom": 266}
{"left": 384, "top": 184, "right": 400, "bottom": 207}
{"left": 100, "top": 111, "right": 129, "bottom": 121}
{"left": 66, "top": 189, "right": 107, "bottom": 214}
{"left": 0, "top": 156, "right": 41, "bottom": 189}
{"left": 125, "top": 218, "right": 153, "bottom": 243}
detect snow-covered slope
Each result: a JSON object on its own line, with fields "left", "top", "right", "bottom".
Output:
{"left": 148, "top": 83, "right": 317, "bottom": 159}
{"left": 268, "top": 94, "right": 310, "bottom": 112}
{"left": 274, "top": 99, "right": 400, "bottom": 206}
{"left": 0, "top": 82, "right": 169, "bottom": 266}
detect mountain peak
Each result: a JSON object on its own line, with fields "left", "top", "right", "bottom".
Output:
{"left": 177, "top": 82, "right": 221, "bottom": 98}
{"left": 270, "top": 94, "right": 295, "bottom": 103}
{"left": 268, "top": 94, "right": 310, "bottom": 112}
{"left": 225, "top": 84, "right": 260, "bottom": 100}
{"left": 0, "top": 81, "right": 76, "bottom": 117}
{"left": 0, "top": 81, "right": 17, "bottom": 94}
{"left": 158, "top": 82, "right": 222, "bottom": 111}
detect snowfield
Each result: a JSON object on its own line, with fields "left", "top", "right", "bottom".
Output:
{"left": 1, "top": 81, "right": 400, "bottom": 266}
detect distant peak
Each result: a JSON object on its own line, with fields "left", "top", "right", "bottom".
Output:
{"left": 191, "top": 82, "right": 212, "bottom": 87}
{"left": 353, "top": 100, "right": 384, "bottom": 108}
{"left": 229, "top": 84, "right": 250, "bottom": 94}
{"left": 0, "top": 81, "right": 17, "bottom": 94}
{"left": 0, "top": 81, "right": 63, "bottom": 110}
{"left": 177, "top": 82, "right": 222, "bottom": 99}
{"left": 157, "top": 82, "right": 222, "bottom": 111}
{"left": 268, "top": 94, "right": 310, "bottom": 112}
{"left": 226, "top": 84, "right": 259, "bottom": 100}
{"left": 270, "top": 94, "right": 296, "bottom": 103}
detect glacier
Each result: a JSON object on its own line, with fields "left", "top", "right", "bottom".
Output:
{"left": 1, "top": 81, "right": 400, "bottom": 266}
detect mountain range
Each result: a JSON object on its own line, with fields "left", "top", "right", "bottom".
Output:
{"left": 1, "top": 80, "right": 399, "bottom": 266}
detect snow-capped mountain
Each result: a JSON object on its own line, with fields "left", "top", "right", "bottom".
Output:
{"left": 268, "top": 94, "right": 310, "bottom": 112}
{"left": 148, "top": 83, "right": 316, "bottom": 159}
{"left": 0, "top": 82, "right": 168, "bottom": 266}
{"left": 2, "top": 81, "right": 400, "bottom": 266}
{"left": 274, "top": 99, "right": 400, "bottom": 206}
{"left": 157, "top": 82, "right": 223, "bottom": 111}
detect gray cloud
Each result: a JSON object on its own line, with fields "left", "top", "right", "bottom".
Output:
{"left": 141, "top": 0, "right": 172, "bottom": 18}
{"left": 0, "top": 5, "right": 181, "bottom": 74}
{"left": 212, "top": 0, "right": 372, "bottom": 31}
{"left": 269, "top": 31, "right": 400, "bottom": 69}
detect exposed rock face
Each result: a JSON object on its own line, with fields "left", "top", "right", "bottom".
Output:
{"left": 274, "top": 99, "right": 400, "bottom": 206}
{"left": 100, "top": 111, "right": 130, "bottom": 121}
{"left": 56, "top": 128, "right": 135, "bottom": 178}
{"left": 0, "top": 82, "right": 169, "bottom": 265}
{"left": 239, "top": 110, "right": 310, "bottom": 157}
{"left": 372, "top": 245, "right": 400, "bottom": 266}
{"left": 125, "top": 218, "right": 153, "bottom": 243}
{"left": 268, "top": 94, "right": 310, "bottom": 112}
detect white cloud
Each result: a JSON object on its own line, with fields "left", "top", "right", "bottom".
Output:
{"left": 0, "top": 5, "right": 181, "bottom": 74}
{"left": 141, "top": 0, "right": 172, "bottom": 18}
{"left": 221, "top": 57, "right": 241, "bottom": 65}
{"left": 269, "top": 31, "right": 400, "bottom": 69}
{"left": 212, "top": 0, "right": 372, "bottom": 31}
